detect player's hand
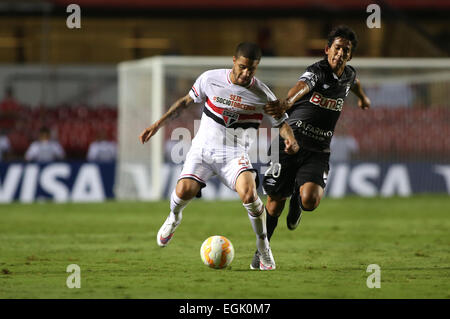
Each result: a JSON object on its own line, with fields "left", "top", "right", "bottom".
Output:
{"left": 139, "top": 122, "right": 160, "bottom": 144}
{"left": 284, "top": 138, "right": 299, "bottom": 155}
{"left": 264, "top": 100, "right": 285, "bottom": 118}
{"left": 358, "top": 96, "right": 371, "bottom": 110}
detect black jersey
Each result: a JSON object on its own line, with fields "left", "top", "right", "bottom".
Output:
{"left": 286, "top": 58, "right": 357, "bottom": 153}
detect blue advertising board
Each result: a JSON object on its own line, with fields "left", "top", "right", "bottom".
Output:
{"left": 0, "top": 161, "right": 449, "bottom": 203}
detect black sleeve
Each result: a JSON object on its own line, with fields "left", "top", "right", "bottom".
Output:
{"left": 347, "top": 65, "right": 358, "bottom": 89}
{"left": 298, "top": 64, "right": 323, "bottom": 91}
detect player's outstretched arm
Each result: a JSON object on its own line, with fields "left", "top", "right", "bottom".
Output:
{"left": 261, "top": 100, "right": 298, "bottom": 154}
{"left": 139, "top": 94, "right": 194, "bottom": 144}
{"left": 264, "top": 81, "right": 310, "bottom": 116}
{"left": 351, "top": 78, "right": 371, "bottom": 110}
{"left": 279, "top": 122, "right": 299, "bottom": 155}
{"left": 284, "top": 80, "right": 310, "bottom": 111}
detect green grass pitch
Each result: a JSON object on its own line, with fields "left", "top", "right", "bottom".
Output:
{"left": 0, "top": 195, "right": 449, "bottom": 299}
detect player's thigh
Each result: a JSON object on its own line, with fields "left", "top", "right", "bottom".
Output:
{"left": 295, "top": 152, "right": 329, "bottom": 210}
{"left": 177, "top": 147, "right": 214, "bottom": 199}
{"left": 262, "top": 156, "right": 297, "bottom": 199}
{"left": 218, "top": 153, "right": 255, "bottom": 190}
{"left": 217, "top": 153, "right": 258, "bottom": 203}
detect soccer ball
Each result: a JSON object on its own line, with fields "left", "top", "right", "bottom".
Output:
{"left": 200, "top": 235, "right": 235, "bottom": 269}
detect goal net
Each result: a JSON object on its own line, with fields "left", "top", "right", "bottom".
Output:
{"left": 116, "top": 56, "right": 450, "bottom": 200}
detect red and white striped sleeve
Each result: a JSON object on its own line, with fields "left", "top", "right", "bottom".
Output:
{"left": 189, "top": 71, "right": 207, "bottom": 103}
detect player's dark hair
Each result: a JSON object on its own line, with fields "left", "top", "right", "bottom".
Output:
{"left": 327, "top": 25, "right": 358, "bottom": 55}
{"left": 235, "top": 42, "right": 262, "bottom": 61}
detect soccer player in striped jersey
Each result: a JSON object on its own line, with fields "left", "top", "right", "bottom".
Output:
{"left": 139, "top": 42, "right": 299, "bottom": 270}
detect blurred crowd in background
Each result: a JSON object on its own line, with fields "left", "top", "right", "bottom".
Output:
{"left": 0, "top": 85, "right": 117, "bottom": 162}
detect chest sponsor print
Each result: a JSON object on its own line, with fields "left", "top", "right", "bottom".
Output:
{"left": 294, "top": 120, "right": 334, "bottom": 141}
{"left": 309, "top": 91, "right": 344, "bottom": 111}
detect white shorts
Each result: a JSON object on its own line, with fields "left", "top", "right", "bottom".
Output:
{"left": 178, "top": 145, "right": 256, "bottom": 191}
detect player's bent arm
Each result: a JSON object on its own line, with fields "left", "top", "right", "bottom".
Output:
{"left": 279, "top": 122, "right": 299, "bottom": 155}
{"left": 264, "top": 100, "right": 299, "bottom": 154}
{"left": 350, "top": 78, "right": 371, "bottom": 110}
{"left": 284, "top": 80, "right": 310, "bottom": 111}
{"left": 264, "top": 81, "right": 310, "bottom": 116}
{"left": 139, "top": 94, "right": 195, "bottom": 144}
{"left": 158, "top": 94, "right": 195, "bottom": 125}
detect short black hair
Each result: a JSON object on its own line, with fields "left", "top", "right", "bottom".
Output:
{"left": 235, "top": 42, "right": 262, "bottom": 61}
{"left": 327, "top": 25, "right": 358, "bottom": 55}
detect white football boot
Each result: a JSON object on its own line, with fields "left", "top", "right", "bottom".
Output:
{"left": 249, "top": 250, "right": 260, "bottom": 270}
{"left": 156, "top": 212, "right": 182, "bottom": 247}
{"left": 258, "top": 242, "right": 276, "bottom": 270}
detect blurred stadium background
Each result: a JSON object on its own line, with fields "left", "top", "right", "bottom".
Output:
{"left": 1, "top": 0, "right": 450, "bottom": 301}
{"left": 0, "top": 0, "right": 449, "bottom": 202}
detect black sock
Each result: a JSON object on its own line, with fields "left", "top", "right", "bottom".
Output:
{"left": 266, "top": 208, "right": 279, "bottom": 242}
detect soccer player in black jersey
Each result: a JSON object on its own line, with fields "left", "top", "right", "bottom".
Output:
{"left": 251, "top": 25, "right": 371, "bottom": 269}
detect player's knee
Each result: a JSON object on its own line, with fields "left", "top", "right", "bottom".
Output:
{"left": 300, "top": 184, "right": 323, "bottom": 211}
{"left": 300, "top": 195, "right": 320, "bottom": 211}
{"left": 175, "top": 180, "right": 199, "bottom": 200}
{"left": 242, "top": 192, "right": 258, "bottom": 204}
{"left": 240, "top": 190, "right": 257, "bottom": 204}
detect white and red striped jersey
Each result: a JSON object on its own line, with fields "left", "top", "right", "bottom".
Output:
{"left": 188, "top": 69, "right": 286, "bottom": 151}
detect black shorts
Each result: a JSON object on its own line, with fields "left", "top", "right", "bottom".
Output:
{"left": 262, "top": 147, "right": 330, "bottom": 198}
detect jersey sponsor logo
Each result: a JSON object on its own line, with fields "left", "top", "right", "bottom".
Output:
{"left": 205, "top": 98, "right": 263, "bottom": 128}
{"left": 309, "top": 91, "right": 344, "bottom": 111}
{"left": 213, "top": 95, "right": 256, "bottom": 111}
{"left": 294, "top": 120, "right": 333, "bottom": 141}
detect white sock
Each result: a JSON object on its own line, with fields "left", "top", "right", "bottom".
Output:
{"left": 244, "top": 197, "right": 269, "bottom": 252}
{"left": 169, "top": 190, "right": 190, "bottom": 222}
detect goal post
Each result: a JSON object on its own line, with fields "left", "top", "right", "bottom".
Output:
{"left": 116, "top": 56, "right": 450, "bottom": 201}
